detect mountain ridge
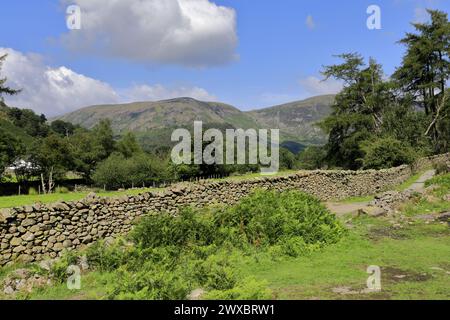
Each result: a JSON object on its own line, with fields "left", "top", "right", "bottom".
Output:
{"left": 54, "top": 94, "right": 335, "bottom": 147}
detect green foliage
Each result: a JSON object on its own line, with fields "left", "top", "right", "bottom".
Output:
{"left": 50, "top": 190, "right": 344, "bottom": 300}
{"left": 204, "top": 278, "right": 272, "bottom": 300}
{"left": 0, "top": 125, "right": 23, "bottom": 178}
{"left": 319, "top": 54, "right": 395, "bottom": 169}
{"left": 116, "top": 132, "right": 142, "bottom": 158}
{"left": 361, "top": 137, "right": 417, "bottom": 169}
{"left": 393, "top": 9, "right": 450, "bottom": 153}
{"left": 50, "top": 120, "right": 77, "bottom": 137}
{"left": 28, "top": 187, "right": 38, "bottom": 195}
{"left": 297, "top": 146, "right": 327, "bottom": 170}
{"left": 28, "top": 134, "right": 73, "bottom": 180}
{"left": 215, "top": 190, "right": 345, "bottom": 248}
{"left": 6, "top": 107, "right": 49, "bottom": 138}
{"left": 425, "top": 172, "right": 450, "bottom": 191}
{"left": 279, "top": 147, "right": 297, "bottom": 170}
{"left": 92, "top": 152, "right": 167, "bottom": 189}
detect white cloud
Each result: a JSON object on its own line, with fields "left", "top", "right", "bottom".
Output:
{"left": 1, "top": 48, "right": 216, "bottom": 116}
{"left": 305, "top": 15, "right": 315, "bottom": 30}
{"left": 1, "top": 48, "right": 119, "bottom": 116}
{"left": 61, "top": 0, "right": 238, "bottom": 67}
{"left": 121, "top": 84, "right": 216, "bottom": 102}
{"left": 299, "top": 76, "right": 343, "bottom": 96}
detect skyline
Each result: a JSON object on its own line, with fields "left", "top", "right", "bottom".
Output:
{"left": 0, "top": 0, "right": 449, "bottom": 116}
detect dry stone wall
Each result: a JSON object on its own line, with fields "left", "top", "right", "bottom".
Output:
{"left": 1, "top": 153, "right": 448, "bottom": 266}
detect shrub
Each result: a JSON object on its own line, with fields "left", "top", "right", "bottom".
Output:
{"left": 213, "top": 190, "right": 345, "bottom": 248}
{"left": 28, "top": 187, "right": 38, "bottom": 195}
{"left": 92, "top": 152, "right": 167, "bottom": 190}
{"left": 362, "top": 137, "right": 417, "bottom": 169}
{"left": 130, "top": 209, "right": 215, "bottom": 249}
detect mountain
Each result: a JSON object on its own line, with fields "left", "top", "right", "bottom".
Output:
{"left": 247, "top": 95, "right": 335, "bottom": 145}
{"left": 54, "top": 95, "right": 335, "bottom": 151}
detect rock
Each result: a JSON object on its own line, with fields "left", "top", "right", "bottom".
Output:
{"left": 21, "top": 232, "right": 35, "bottom": 242}
{"left": 13, "top": 268, "right": 31, "bottom": 279}
{"left": 53, "top": 203, "right": 70, "bottom": 211}
{"left": 187, "top": 288, "right": 205, "bottom": 300}
{"left": 21, "top": 219, "right": 36, "bottom": 227}
{"left": 52, "top": 243, "right": 64, "bottom": 252}
{"left": 13, "top": 245, "right": 26, "bottom": 253}
{"left": 17, "top": 254, "right": 34, "bottom": 263}
{"left": 358, "top": 206, "right": 387, "bottom": 217}
{"left": 38, "top": 259, "right": 55, "bottom": 271}
{"left": 10, "top": 237, "right": 22, "bottom": 246}
{"left": 0, "top": 208, "right": 12, "bottom": 222}
{"left": 3, "top": 286, "right": 14, "bottom": 295}
{"left": 63, "top": 240, "right": 72, "bottom": 248}
{"left": 437, "top": 212, "right": 450, "bottom": 223}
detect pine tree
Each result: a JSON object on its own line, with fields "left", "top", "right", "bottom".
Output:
{"left": 393, "top": 9, "right": 450, "bottom": 152}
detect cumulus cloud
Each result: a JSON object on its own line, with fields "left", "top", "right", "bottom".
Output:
{"left": 1, "top": 48, "right": 216, "bottom": 116}
{"left": 1, "top": 48, "right": 120, "bottom": 116}
{"left": 61, "top": 0, "right": 238, "bottom": 67}
{"left": 299, "top": 76, "right": 343, "bottom": 96}
{"left": 305, "top": 15, "right": 315, "bottom": 30}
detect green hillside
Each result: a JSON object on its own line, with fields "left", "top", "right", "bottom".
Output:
{"left": 247, "top": 95, "right": 335, "bottom": 145}
{"left": 54, "top": 95, "right": 335, "bottom": 149}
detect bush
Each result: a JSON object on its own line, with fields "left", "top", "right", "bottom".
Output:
{"left": 297, "top": 146, "right": 327, "bottom": 170}
{"left": 362, "top": 137, "right": 417, "bottom": 169}
{"left": 28, "top": 187, "right": 38, "bottom": 195}
{"left": 92, "top": 152, "right": 167, "bottom": 190}
{"left": 213, "top": 190, "right": 345, "bottom": 248}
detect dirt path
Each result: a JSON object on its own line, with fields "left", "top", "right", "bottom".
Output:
{"left": 326, "top": 170, "right": 436, "bottom": 216}
{"left": 405, "top": 170, "right": 436, "bottom": 192}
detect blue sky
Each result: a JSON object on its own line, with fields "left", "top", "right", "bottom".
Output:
{"left": 0, "top": 0, "right": 448, "bottom": 116}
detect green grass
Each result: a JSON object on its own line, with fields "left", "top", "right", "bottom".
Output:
{"left": 0, "top": 188, "right": 164, "bottom": 209}
{"left": 7, "top": 212, "right": 448, "bottom": 300}
{"left": 236, "top": 216, "right": 449, "bottom": 300}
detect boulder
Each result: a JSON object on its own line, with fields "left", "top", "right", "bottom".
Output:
{"left": 358, "top": 206, "right": 387, "bottom": 217}
{"left": 0, "top": 208, "right": 12, "bottom": 222}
